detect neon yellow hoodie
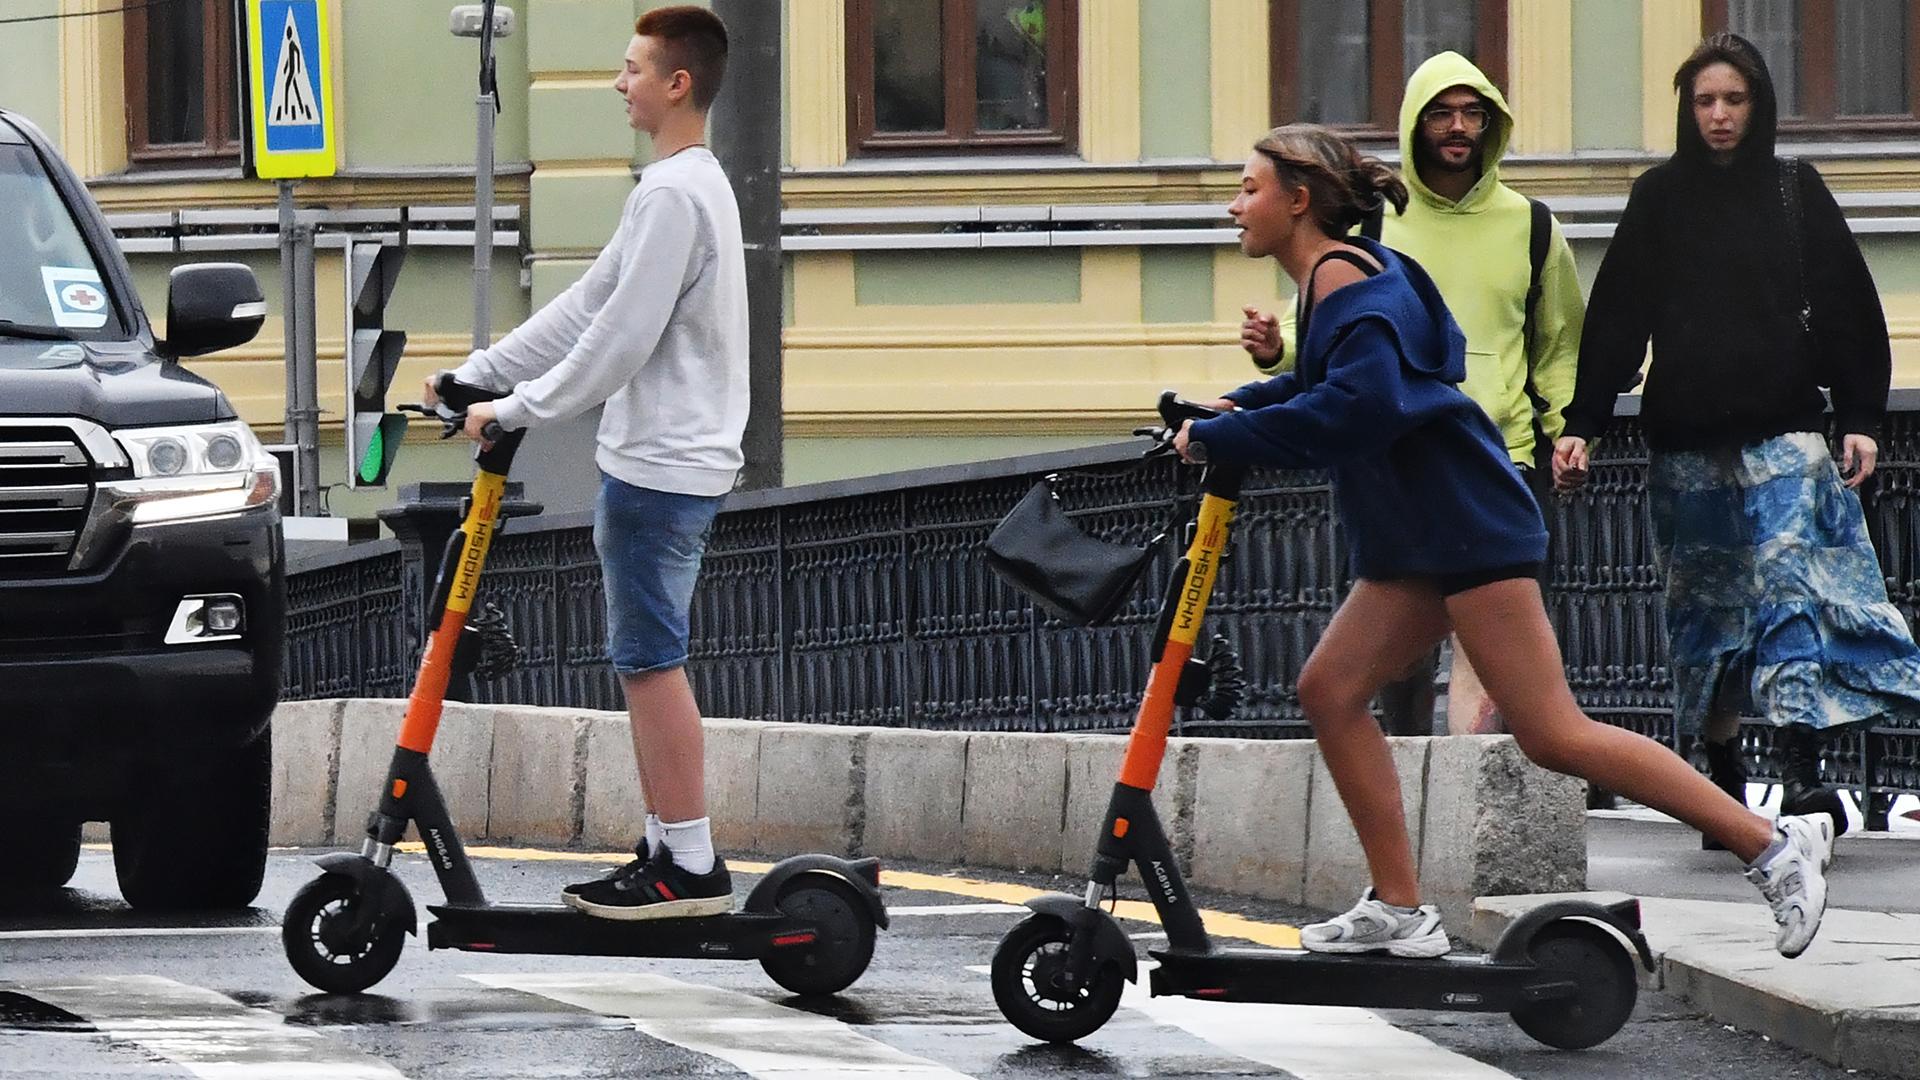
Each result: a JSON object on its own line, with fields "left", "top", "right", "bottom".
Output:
{"left": 1258, "top": 52, "right": 1585, "bottom": 468}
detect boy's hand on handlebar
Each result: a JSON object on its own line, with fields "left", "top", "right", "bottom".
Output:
{"left": 1201, "top": 397, "right": 1237, "bottom": 413}
{"left": 1240, "top": 306, "right": 1282, "bottom": 364}
{"left": 463, "top": 401, "right": 500, "bottom": 446}
{"left": 1172, "top": 420, "right": 1206, "bottom": 464}
{"left": 422, "top": 373, "right": 443, "bottom": 408}
{"left": 1553, "top": 436, "right": 1590, "bottom": 492}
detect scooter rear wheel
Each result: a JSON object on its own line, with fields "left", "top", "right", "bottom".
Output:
{"left": 758, "top": 873, "right": 876, "bottom": 996}
{"left": 282, "top": 872, "right": 408, "bottom": 994}
{"left": 992, "top": 914, "right": 1124, "bottom": 1044}
{"left": 1510, "top": 921, "right": 1638, "bottom": 1050}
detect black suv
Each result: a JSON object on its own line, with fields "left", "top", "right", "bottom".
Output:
{"left": 0, "top": 109, "right": 284, "bottom": 909}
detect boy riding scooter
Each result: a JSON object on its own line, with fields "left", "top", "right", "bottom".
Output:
{"left": 429, "top": 4, "right": 746, "bottom": 919}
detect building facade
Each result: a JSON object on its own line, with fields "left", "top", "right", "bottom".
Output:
{"left": 4, "top": 0, "right": 1919, "bottom": 514}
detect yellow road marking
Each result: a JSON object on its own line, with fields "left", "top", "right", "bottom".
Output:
{"left": 381, "top": 841, "right": 1300, "bottom": 948}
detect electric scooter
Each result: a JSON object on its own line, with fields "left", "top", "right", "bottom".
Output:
{"left": 987, "top": 392, "right": 1654, "bottom": 1049}
{"left": 282, "top": 374, "right": 887, "bottom": 997}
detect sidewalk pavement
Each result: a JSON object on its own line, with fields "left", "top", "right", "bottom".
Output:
{"left": 1470, "top": 810, "right": 1920, "bottom": 1078}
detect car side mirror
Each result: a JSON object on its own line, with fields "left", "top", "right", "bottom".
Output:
{"left": 160, "top": 263, "right": 267, "bottom": 359}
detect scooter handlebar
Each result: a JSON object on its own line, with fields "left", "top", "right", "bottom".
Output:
{"left": 399, "top": 375, "right": 510, "bottom": 442}
{"left": 1157, "top": 390, "right": 1221, "bottom": 429}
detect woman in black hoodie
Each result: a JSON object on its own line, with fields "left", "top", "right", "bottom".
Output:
{"left": 1558, "top": 33, "right": 1920, "bottom": 842}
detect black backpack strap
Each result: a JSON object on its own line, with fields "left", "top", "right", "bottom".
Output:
{"left": 1523, "top": 196, "right": 1550, "bottom": 334}
{"left": 1359, "top": 200, "right": 1384, "bottom": 241}
{"left": 1522, "top": 197, "right": 1554, "bottom": 468}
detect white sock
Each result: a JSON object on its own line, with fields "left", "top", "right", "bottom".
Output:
{"left": 662, "top": 817, "right": 715, "bottom": 875}
{"left": 643, "top": 813, "right": 663, "bottom": 854}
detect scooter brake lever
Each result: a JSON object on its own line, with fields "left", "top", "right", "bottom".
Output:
{"left": 1135, "top": 425, "right": 1177, "bottom": 459}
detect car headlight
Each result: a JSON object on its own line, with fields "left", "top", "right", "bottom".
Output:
{"left": 106, "top": 420, "right": 279, "bottom": 524}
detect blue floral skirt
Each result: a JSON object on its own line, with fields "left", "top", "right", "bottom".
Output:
{"left": 1650, "top": 431, "right": 1920, "bottom": 736}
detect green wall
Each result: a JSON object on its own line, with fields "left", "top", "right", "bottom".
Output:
{"left": 124, "top": 250, "right": 527, "bottom": 340}
{"left": 1571, "top": 0, "right": 1642, "bottom": 150}
{"left": 1141, "top": 247, "right": 1213, "bottom": 322}
{"left": 0, "top": 1, "right": 63, "bottom": 146}
{"left": 341, "top": 2, "right": 531, "bottom": 168}
{"left": 1139, "top": 0, "right": 1212, "bottom": 159}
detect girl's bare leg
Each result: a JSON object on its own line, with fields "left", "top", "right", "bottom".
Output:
{"left": 1446, "top": 578, "right": 1776, "bottom": 862}
{"left": 1297, "top": 578, "right": 1452, "bottom": 907}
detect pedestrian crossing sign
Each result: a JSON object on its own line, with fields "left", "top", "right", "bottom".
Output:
{"left": 244, "top": 0, "right": 337, "bottom": 179}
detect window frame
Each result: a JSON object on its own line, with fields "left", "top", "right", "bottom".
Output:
{"left": 1268, "top": 0, "right": 1508, "bottom": 140}
{"left": 846, "top": 0, "right": 1079, "bottom": 156}
{"left": 1703, "top": 0, "right": 1920, "bottom": 134}
{"left": 124, "top": 0, "right": 243, "bottom": 165}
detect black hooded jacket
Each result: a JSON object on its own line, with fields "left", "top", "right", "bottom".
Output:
{"left": 1562, "top": 38, "right": 1891, "bottom": 450}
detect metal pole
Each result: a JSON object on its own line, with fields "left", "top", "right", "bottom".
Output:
{"left": 292, "top": 210, "right": 321, "bottom": 517}
{"left": 473, "top": 94, "right": 495, "bottom": 350}
{"left": 278, "top": 180, "right": 298, "bottom": 498}
{"left": 472, "top": 0, "right": 499, "bottom": 350}
{"left": 709, "top": 0, "right": 783, "bottom": 490}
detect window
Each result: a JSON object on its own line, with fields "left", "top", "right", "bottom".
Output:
{"left": 1705, "top": 0, "right": 1920, "bottom": 131}
{"left": 0, "top": 145, "right": 123, "bottom": 336}
{"left": 847, "top": 0, "right": 1078, "bottom": 154}
{"left": 1269, "top": 0, "right": 1508, "bottom": 137}
{"left": 125, "top": 0, "right": 242, "bottom": 164}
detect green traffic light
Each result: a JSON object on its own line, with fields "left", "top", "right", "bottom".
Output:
{"left": 357, "top": 424, "right": 384, "bottom": 484}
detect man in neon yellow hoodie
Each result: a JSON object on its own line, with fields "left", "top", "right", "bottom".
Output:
{"left": 1242, "top": 51, "right": 1586, "bottom": 736}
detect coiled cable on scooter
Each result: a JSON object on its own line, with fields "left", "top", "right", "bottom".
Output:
{"left": 1194, "top": 635, "right": 1246, "bottom": 724}
{"left": 451, "top": 601, "right": 520, "bottom": 682}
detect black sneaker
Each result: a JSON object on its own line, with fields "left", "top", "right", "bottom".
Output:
{"left": 563, "top": 854, "right": 733, "bottom": 920}
{"left": 561, "top": 839, "right": 653, "bottom": 898}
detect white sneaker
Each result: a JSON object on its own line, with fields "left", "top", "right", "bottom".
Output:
{"left": 1745, "top": 814, "right": 1834, "bottom": 958}
{"left": 1300, "top": 888, "right": 1451, "bottom": 958}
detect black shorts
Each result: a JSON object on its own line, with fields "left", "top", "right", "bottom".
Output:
{"left": 1434, "top": 562, "right": 1542, "bottom": 597}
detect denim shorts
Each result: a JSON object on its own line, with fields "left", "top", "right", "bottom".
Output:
{"left": 593, "top": 474, "right": 724, "bottom": 675}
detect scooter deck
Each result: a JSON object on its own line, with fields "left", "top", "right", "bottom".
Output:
{"left": 425, "top": 902, "right": 824, "bottom": 960}
{"left": 1149, "top": 945, "right": 1578, "bottom": 1012}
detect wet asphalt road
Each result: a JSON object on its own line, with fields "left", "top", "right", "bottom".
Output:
{"left": 0, "top": 846, "right": 1895, "bottom": 1080}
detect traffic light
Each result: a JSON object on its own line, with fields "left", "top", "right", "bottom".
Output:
{"left": 344, "top": 238, "right": 408, "bottom": 488}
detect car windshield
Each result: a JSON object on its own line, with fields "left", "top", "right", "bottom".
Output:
{"left": 0, "top": 142, "right": 121, "bottom": 338}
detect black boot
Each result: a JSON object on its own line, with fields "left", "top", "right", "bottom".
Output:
{"left": 1776, "top": 723, "right": 1851, "bottom": 837}
{"left": 1700, "top": 737, "right": 1748, "bottom": 851}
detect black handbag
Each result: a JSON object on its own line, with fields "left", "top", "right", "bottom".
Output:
{"left": 984, "top": 476, "right": 1162, "bottom": 626}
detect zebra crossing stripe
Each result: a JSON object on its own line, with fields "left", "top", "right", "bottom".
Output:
{"left": 4, "top": 974, "right": 408, "bottom": 1079}
{"left": 1120, "top": 984, "right": 1520, "bottom": 1080}
{"left": 469, "top": 971, "right": 978, "bottom": 1080}
{"left": 965, "top": 964, "right": 1517, "bottom": 1078}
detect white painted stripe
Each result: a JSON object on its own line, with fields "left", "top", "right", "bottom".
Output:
{"left": 1121, "top": 984, "right": 1518, "bottom": 1080}
{"left": 969, "top": 962, "right": 1514, "bottom": 1079}
{"left": 7, "top": 975, "right": 407, "bottom": 1079}
{"left": 887, "top": 903, "right": 1026, "bottom": 917}
{"left": 0, "top": 926, "right": 280, "bottom": 940}
{"left": 471, "top": 972, "right": 976, "bottom": 1080}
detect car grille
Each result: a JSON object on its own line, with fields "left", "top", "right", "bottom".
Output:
{"left": 0, "top": 426, "right": 95, "bottom": 574}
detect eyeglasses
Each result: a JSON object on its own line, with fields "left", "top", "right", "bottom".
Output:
{"left": 1420, "top": 105, "right": 1491, "bottom": 133}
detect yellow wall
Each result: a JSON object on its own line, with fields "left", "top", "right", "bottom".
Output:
{"left": 786, "top": 249, "right": 1256, "bottom": 435}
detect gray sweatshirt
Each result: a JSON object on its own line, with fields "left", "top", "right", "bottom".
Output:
{"left": 453, "top": 148, "right": 748, "bottom": 497}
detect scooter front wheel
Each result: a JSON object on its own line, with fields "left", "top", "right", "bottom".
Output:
{"left": 282, "top": 872, "right": 408, "bottom": 994}
{"left": 1510, "top": 921, "right": 1639, "bottom": 1050}
{"left": 758, "top": 873, "right": 877, "bottom": 996}
{"left": 992, "top": 914, "right": 1124, "bottom": 1044}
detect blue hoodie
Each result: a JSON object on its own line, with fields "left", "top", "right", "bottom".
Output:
{"left": 1190, "top": 238, "right": 1546, "bottom": 580}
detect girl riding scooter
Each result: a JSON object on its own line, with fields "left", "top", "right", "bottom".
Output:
{"left": 1172, "top": 123, "right": 1834, "bottom": 960}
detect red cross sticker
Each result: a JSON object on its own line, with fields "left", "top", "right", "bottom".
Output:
{"left": 60, "top": 283, "right": 104, "bottom": 311}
